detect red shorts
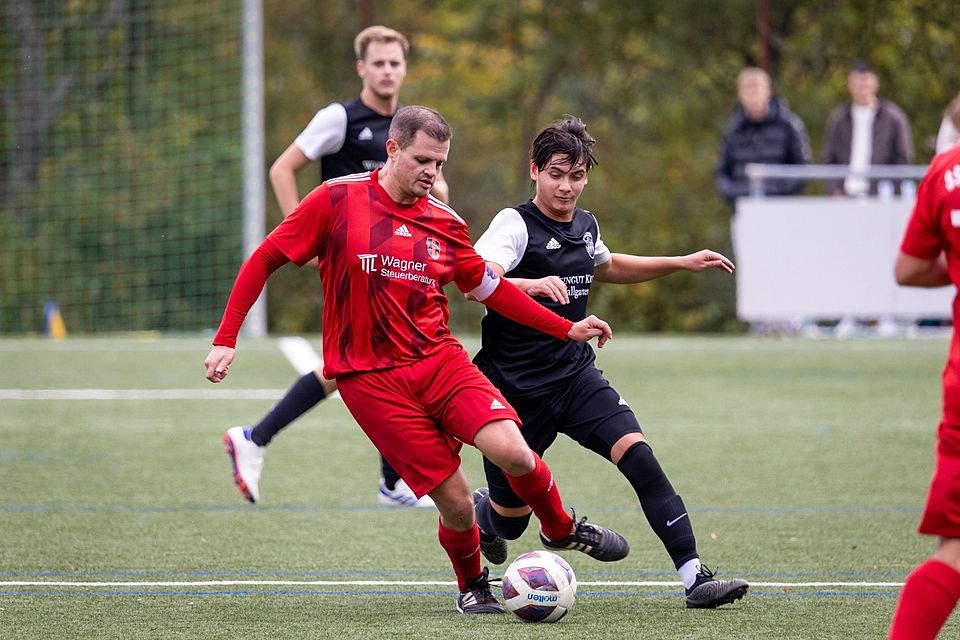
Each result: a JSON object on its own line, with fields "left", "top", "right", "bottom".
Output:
{"left": 336, "top": 343, "right": 520, "bottom": 498}
{"left": 918, "top": 420, "right": 960, "bottom": 537}
{"left": 943, "top": 329, "right": 960, "bottom": 425}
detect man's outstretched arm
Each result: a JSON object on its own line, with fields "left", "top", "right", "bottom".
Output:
{"left": 468, "top": 265, "right": 611, "bottom": 348}
{"left": 204, "top": 240, "right": 289, "bottom": 382}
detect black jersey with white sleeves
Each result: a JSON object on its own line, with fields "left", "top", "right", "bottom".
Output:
{"left": 294, "top": 97, "right": 394, "bottom": 182}
{"left": 473, "top": 200, "right": 610, "bottom": 396}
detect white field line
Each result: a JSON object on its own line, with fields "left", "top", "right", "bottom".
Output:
{"left": 0, "top": 334, "right": 347, "bottom": 401}
{"left": 277, "top": 336, "right": 341, "bottom": 399}
{"left": 0, "top": 579, "right": 904, "bottom": 588}
{"left": 277, "top": 337, "right": 323, "bottom": 375}
{"left": 0, "top": 389, "right": 286, "bottom": 400}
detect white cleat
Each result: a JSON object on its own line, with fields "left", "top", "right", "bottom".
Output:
{"left": 377, "top": 478, "right": 435, "bottom": 508}
{"left": 223, "top": 426, "right": 265, "bottom": 503}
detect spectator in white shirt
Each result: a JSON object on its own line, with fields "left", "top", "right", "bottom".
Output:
{"left": 821, "top": 59, "right": 913, "bottom": 196}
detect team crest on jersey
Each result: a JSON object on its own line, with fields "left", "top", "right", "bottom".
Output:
{"left": 583, "top": 231, "right": 595, "bottom": 258}
{"left": 425, "top": 237, "right": 441, "bottom": 260}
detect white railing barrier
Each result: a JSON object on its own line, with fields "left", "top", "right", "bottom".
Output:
{"left": 744, "top": 163, "right": 928, "bottom": 198}
{"left": 731, "top": 164, "right": 951, "bottom": 327}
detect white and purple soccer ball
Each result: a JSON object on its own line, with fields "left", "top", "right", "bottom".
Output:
{"left": 501, "top": 550, "right": 577, "bottom": 623}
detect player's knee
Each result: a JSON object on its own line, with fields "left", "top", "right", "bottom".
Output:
{"left": 436, "top": 494, "right": 477, "bottom": 529}
{"left": 934, "top": 538, "right": 960, "bottom": 570}
{"left": 610, "top": 433, "right": 647, "bottom": 465}
{"left": 475, "top": 421, "right": 535, "bottom": 475}
{"left": 495, "top": 447, "right": 536, "bottom": 477}
{"left": 316, "top": 371, "right": 337, "bottom": 395}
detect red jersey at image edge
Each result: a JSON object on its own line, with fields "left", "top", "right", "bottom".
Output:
{"left": 900, "top": 144, "right": 960, "bottom": 427}
{"left": 900, "top": 144, "right": 960, "bottom": 330}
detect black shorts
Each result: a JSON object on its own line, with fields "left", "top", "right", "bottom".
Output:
{"left": 484, "top": 366, "right": 642, "bottom": 509}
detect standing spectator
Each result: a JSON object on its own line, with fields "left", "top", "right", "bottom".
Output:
{"left": 714, "top": 66, "right": 812, "bottom": 204}
{"left": 888, "top": 143, "right": 960, "bottom": 639}
{"left": 224, "top": 25, "right": 446, "bottom": 508}
{"left": 935, "top": 92, "right": 960, "bottom": 154}
{"left": 821, "top": 59, "right": 913, "bottom": 196}
{"left": 204, "top": 106, "right": 630, "bottom": 615}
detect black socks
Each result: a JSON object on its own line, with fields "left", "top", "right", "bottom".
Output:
{"left": 250, "top": 372, "right": 326, "bottom": 446}
{"left": 617, "top": 440, "right": 698, "bottom": 569}
{"left": 474, "top": 488, "right": 532, "bottom": 540}
{"left": 381, "top": 456, "right": 402, "bottom": 490}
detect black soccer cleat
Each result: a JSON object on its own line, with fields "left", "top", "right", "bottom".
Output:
{"left": 456, "top": 567, "right": 505, "bottom": 614}
{"left": 684, "top": 564, "right": 749, "bottom": 609}
{"left": 473, "top": 487, "right": 509, "bottom": 565}
{"left": 539, "top": 510, "right": 630, "bottom": 562}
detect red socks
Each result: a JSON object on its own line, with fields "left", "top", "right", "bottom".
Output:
{"left": 889, "top": 559, "right": 960, "bottom": 639}
{"left": 438, "top": 521, "right": 481, "bottom": 591}
{"left": 504, "top": 452, "right": 573, "bottom": 542}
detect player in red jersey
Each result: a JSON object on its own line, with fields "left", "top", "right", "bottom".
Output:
{"left": 204, "top": 105, "right": 630, "bottom": 614}
{"left": 228, "top": 25, "right": 444, "bottom": 509}
{"left": 889, "top": 143, "right": 960, "bottom": 639}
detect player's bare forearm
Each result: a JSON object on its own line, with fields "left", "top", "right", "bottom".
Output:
{"left": 596, "top": 251, "right": 734, "bottom": 283}
{"left": 270, "top": 169, "right": 301, "bottom": 216}
{"left": 895, "top": 251, "right": 950, "bottom": 287}
{"left": 269, "top": 144, "right": 311, "bottom": 216}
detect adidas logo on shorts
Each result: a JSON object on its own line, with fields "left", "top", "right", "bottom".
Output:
{"left": 490, "top": 398, "right": 506, "bottom": 410}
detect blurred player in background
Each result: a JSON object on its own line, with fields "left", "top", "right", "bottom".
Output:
{"left": 888, "top": 142, "right": 960, "bottom": 638}
{"left": 470, "top": 116, "right": 749, "bottom": 608}
{"left": 224, "top": 25, "right": 447, "bottom": 508}
{"left": 205, "top": 106, "right": 630, "bottom": 614}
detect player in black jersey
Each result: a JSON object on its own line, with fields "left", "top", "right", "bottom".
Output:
{"left": 223, "top": 26, "right": 446, "bottom": 508}
{"left": 471, "top": 116, "right": 749, "bottom": 609}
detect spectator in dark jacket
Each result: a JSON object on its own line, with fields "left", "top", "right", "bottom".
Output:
{"left": 714, "top": 67, "right": 812, "bottom": 205}
{"left": 821, "top": 59, "right": 913, "bottom": 196}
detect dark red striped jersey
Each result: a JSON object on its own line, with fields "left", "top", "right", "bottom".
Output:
{"left": 268, "top": 169, "right": 488, "bottom": 378}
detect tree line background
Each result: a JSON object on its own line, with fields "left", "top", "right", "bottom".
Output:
{"left": 265, "top": 0, "right": 960, "bottom": 333}
{"left": 2, "top": 1, "right": 958, "bottom": 334}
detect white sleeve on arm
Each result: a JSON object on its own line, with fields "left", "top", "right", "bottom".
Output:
{"left": 592, "top": 215, "right": 611, "bottom": 267}
{"left": 473, "top": 208, "right": 528, "bottom": 272}
{"left": 468, "top": 264, "right": 502, "bottom": 302}
{"left": 294, "top": 103, "right": 348, "bottom": 161}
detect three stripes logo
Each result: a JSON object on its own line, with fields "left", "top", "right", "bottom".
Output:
{"left": 395, "top": 224, "right": 412, "bottom": 237}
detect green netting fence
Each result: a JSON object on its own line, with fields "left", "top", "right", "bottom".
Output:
{"left": 0, "top": 1, "right": 244, "bottom": 334}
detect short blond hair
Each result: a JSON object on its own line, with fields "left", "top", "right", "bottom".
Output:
{"left": 354, "top": 25, "right": 409, "bottom": 61}
{"left": 737, "top": 67, "right": 771, "bottom": 91}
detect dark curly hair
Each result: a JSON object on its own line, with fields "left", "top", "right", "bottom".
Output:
{"left": 530, "top": 116, "right": 598, "bottom": 172}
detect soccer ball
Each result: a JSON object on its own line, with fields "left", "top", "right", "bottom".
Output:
{"left": 501, "top": 550, "right": 577, "bottom": 623}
